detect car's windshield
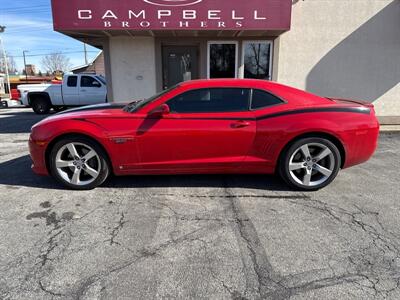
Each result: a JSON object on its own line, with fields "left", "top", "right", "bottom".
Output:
{"left": 95, "top": 75, "right": 106, "bottom": 85}
{"left": 124, "top": 84, "right": 180, "bottom": 112}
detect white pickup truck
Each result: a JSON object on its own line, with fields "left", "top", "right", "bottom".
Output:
{"left": 18, "top": 74, "right": 107, "bottom": 114}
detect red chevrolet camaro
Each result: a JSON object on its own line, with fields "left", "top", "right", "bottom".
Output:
{"left": 29, "top": 79, "right": 379, "bottom": 190}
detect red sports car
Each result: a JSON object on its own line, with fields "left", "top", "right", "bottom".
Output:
{"left": 29, "top": 79, "right": 379, "bottom": 190}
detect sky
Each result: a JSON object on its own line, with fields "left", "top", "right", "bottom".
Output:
{"left": 0, "top": 0, "right": 100, "bottom": 74}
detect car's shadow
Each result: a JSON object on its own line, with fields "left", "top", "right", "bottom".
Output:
{"left": 0, "top": 155, "right": 292, "bottom": 191}
{"left": 0, "top": 109, "right": 53, "bottom": 134}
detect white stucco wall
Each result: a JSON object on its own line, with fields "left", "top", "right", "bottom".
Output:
{"left": 107, "top": 36, "right": 156, "bottom": 102}
{"left": 278, "top": 0, "right": 400, "bottom": 116}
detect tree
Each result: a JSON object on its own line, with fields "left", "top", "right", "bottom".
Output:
{"left": 41, "top": 52, "right": 71, "bottom": 75}
{"left": 0, "top": 52, "right": 17, "bottom": 74}
{"left": 38, "top": 70, "right": 43, "bottom": 77}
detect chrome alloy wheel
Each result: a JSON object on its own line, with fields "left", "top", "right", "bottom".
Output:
{"left": 55, "top": 142, "right": 101, "bottom": 186}
{"left": 288, "top": 143, "right": 335, "bottom": 187}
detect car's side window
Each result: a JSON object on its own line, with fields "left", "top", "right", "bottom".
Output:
{"left": 67, "top": 76, "right": 78, "bottom": 87}
{"left": 167, "top": 88, "right": 250, "bottom": 113}
{"left": 251, "top": 89, "right": 284, "bottom": 110}
{"left": 81, "top": 76, "right": 101, "bottom": 88}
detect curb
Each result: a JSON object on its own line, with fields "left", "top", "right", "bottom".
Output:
{"left": 380, "top": 126, "right": 400, "bottom": 134}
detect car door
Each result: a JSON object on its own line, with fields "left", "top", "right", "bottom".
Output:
{"left": 134, "top": 87, "right": 256, "bottom": 172}
{"left": 62, "top": 75, "right": 80, "bottom": 105}
{"left": 79, "top": 75, "right": 106, "bottom": 105}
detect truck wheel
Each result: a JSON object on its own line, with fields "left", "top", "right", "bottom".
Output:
{"left": 32, "top": 97, "right": 51, "bottom": 114}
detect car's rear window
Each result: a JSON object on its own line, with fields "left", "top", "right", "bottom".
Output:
{"left": 251, "top": 89, "right": 284, "bottom": 110}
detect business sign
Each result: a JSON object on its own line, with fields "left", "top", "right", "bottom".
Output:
{"left": 51, "top": 0, "right": 292, "bottom": 31}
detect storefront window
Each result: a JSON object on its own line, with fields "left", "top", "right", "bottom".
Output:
{"left": 208, "top": 42, "right": 238, "bottom": 79}
{"left": 243, "top": 41, "right": 272, "bottom": 80}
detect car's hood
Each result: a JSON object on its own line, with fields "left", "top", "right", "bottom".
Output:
{"left": 56, "top": 103, "right": 127, "bottom": 115}
{"left": 32, "top": 103, "right": 129, "bottom": 129}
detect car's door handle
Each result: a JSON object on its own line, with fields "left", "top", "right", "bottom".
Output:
{"left": 81, "top": 89, "right": 87, "bottom": 92}
{"left": 232, "top": 120, "right": 251, "bottom": 128}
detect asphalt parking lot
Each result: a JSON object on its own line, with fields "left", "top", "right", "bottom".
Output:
{"left": 1, "top": 108, "right": 400, "bottom": 300}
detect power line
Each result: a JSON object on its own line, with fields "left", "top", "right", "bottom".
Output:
{"left": 4, "top": 29, "right": 56, "bottom": 34}
{"left": 7, "top": 47, "right": 93, "bottom": 53}
{"left": 6, "top": 24, "right": 52, "bottom": 30}
{"left": 1, "top": 5, "right": 49, "bottom": 12}
{"left": 10, "top": 51, "right": 99, "bottom": 58}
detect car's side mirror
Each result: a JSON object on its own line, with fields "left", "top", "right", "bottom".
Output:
{"left": 148, "top": 104, "right": 170, "bottom": 118}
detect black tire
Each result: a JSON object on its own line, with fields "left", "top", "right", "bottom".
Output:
{"left": 279, "top": 137, "right": 341, "bottom": 191}
{"left": 49, "top": 136, "right": 110, "bottom": 190}
{"left": 31, "top": 97, "right": 51, "bottom": 114}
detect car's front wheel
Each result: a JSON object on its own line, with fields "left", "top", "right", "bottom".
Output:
{"left": 49, "top": 137, "right": 110, "bottom": 190}
{"left": 279, "top": 137, "right": 341, "bottom": 191}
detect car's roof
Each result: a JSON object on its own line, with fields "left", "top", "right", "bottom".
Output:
{"left": 180, "top": 78, "right": 273, "bottom": 87}
{"left": 179, "top": 78, "right": 300, "bottom": 92}
{"left": 179, "top": 79, "right": 331, "bottom": 106}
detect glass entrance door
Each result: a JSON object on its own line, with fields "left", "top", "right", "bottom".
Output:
{"left": 162, "top": 46, "right": 199, "bottom": 89}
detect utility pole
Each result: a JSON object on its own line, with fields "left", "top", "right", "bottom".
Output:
{"left": 0, "top": 26, "right": 11, "bottom": 97}
{"left": 83, "top": 43, "right": 88, "bottom": 65}
{"left": 23, "top": 50, "right": 29, "bottom": 82}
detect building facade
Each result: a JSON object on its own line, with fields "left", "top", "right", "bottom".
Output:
{"left": 70, "top": 51, "right": 106, "bottom": 76}
{"left": 25, "top": 64, "right": 37, "bottom": 76}
{"left": 51, "top": 0, "right": 400, "bottom": 117}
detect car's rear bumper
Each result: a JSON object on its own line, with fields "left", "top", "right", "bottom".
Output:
{"left": 29, "top": 136, "right": 49, "bottom": 176}
{"left": 342, "top": 121, "right": 380, "bottom": 169}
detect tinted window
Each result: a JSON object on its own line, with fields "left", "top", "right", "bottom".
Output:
{"left": 67, "top": 76, "right": 77, "bottom": 87}
{"left": 209, "top": 44, "right": 237, "bottom": 78}
{"left": 168, "top": 88, "right": 250, "bottom": 113}
{"left": 81, "top": 76, "right": 101, "bottom": 88}
{"left": 251, "top": 89, "right": 283, "bottom": 110}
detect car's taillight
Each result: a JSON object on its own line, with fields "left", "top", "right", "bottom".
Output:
{"left": 16, "top": 89, "right": 21, "bottom": 100}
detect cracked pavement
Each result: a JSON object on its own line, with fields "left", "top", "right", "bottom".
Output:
{"left": 1, "top": 108, "right": 400, "bottom": 299}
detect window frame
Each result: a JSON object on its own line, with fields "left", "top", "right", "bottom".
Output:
{"left": 166, "top": 87, "right": 252, "bottom": 114}
{"left": 207, "top": 41, "right": 239, "bottom": 79}
{"left": 80, "top": 75, "right": 102, "bottom": 88}
{"left": 249, "top": 88, "right": 287, "bottom": 111}
{"left": 241, "top": 40, "right": 273, "bottom": 80}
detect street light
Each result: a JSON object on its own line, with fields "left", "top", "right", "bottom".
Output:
{"left": 0, "top": 26, "right": 12, "bottom": 97}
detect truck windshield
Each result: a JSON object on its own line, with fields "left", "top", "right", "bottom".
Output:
{"left": 124, "top": 84, "right": 180, "bottom": 113}
{"left": 95, "top": 76, "right": 106, "bottom": 85}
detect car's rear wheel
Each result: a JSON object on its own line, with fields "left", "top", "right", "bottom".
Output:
{"left": 279, "top": 137, "right": 341, "bottom": 191}
{"left": 49, "top": 137, "right": 110, "bottom": 190}
{"left": 31, "top": 97, "right": 51, "bottom": 114}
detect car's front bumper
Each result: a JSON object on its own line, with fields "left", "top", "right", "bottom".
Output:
{"left": 29, "top": 135, "right": 49, "bottom": 176}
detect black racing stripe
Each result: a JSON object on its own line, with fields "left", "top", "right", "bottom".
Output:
{"left": 58, "top": 105, "right": 370, "bottom": 120}
{"left": 56, "top": 104, "right": 125, "bottom": 115}
{"left": 256, "top": 107, "right": 371, "bottom": 120}
{"left": 160, "top": 107, "right": 371, "bottom": 121}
